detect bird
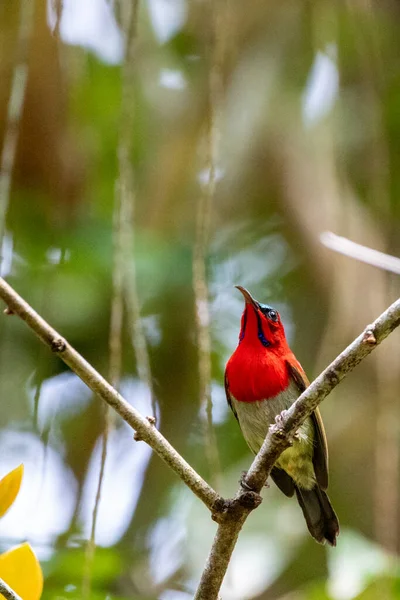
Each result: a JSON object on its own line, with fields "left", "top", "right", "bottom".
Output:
{"left": 225, "top": 286, "right": 339, "bottom": 546}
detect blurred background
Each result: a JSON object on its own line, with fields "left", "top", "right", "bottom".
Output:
{"left": 0, "top": 0, "right": 400, "bottom": 598}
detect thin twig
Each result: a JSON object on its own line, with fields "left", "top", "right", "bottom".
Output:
{"left": 0, "top": 578, "right": 23, "bottom": 600}
{"left": 82, "top": 82, "right": 128, "bottom": 600}
{"left": 192, "top": 0, "right": 224, "bottom": 490}
{"left": 0, "top": 0, "right": 34, "bottom": 259}
{"left": 52, "top": 0, "right": 63, "bottom": 38}
{"left": 0, "top": 276, "right": 221, "bottom": 512}
{"left": 123, "top": 206, "right": 155, "bottom": 411}
{"left": 82, "top": 408, "right": 110, "bottom": 599}
{"left": 109, "top": 187, "right": 126, "bottom": 391}
{"left": 194, "top": 296, "right": 400, "bottom": 599}
{"left": 118, "top": 0, "right": 156, "bottom": 417}
{"left": 321, "top": 231, "right": 400, "bottom": 275}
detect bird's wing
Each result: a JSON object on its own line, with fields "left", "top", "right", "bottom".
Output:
{"left": 286, "top": 359, "right": 329, "bottom": 491}
{"left": 271, "top": 466, "right": 295, "bottom": 497}
{"left": 224, "top": 372, "right": 239, "bottom": 422}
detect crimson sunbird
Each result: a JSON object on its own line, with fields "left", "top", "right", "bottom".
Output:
{"left": 225, "top": 286, "right": 339, "bottom": 546}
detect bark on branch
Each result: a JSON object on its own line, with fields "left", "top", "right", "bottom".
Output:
{"left": 194, "top": 296, "right": 400, "bottom": 600}
{"left": 0, "top": 277, "right": 222, "bottom": 513}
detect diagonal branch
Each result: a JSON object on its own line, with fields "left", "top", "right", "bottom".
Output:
{"left": 194, "top": 296, "right": 400, "bottom": 600}
{"left": 0, "top": 578, "right": 22, "bottom": 600}
{"left": 0, "top": 276, "right": 221, "bottom": 513}
{"left": 320, "top": 231, "right": 400, "bottom": 275}
{"left": 0, "top": 274, "right": 399, "bottom": 599}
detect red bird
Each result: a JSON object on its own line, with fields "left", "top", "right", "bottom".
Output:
{"left": 225, "top": 286, "right": 339, "bottom": 546}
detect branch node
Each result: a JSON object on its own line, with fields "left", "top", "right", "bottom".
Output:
{"left": 363, "top": 328, "right": 377, "bottom": 345}
{"left": 239, "top": 470, "right": 253, "bottom": 491}
{"left": 133, "top": 430, "right": 143, "bottom": 442}
{"left": 51, "top": 337, "right": 67, "bottom": 353}
{"left": 211, "top": 490, "right": 263, "bottom": 523}
{"left": 269, "top": 422, "right": 286, "bottom": 439}
{"left": 135, "top": 417, "right": 156, "bottom": 441}
{"left": 211, "top": 497, "right": 230, "bottom": 522}
{"left": 3, "top": 307, "right": 14, "bottom": 315}
{"left": 237, "top": 490, "right": 262, "bottom": 510}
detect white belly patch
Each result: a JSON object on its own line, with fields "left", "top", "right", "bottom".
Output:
{"left": 231, "top": 381, "right": 316, "bottom": 489}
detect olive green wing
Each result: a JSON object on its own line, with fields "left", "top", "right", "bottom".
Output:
{"left": 310, "top": 407, "right": 329, "bottom": 490}
{"left": 286, "top": 360, "right": 329, "bottom": 491}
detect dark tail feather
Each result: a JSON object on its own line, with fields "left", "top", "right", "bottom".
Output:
{"left": 295, "top": 485, "right": 339, "bottom": 546}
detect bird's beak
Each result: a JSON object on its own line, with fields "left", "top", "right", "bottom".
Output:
{"left": 235, "top": 286, "right": 259, "bottom": 310}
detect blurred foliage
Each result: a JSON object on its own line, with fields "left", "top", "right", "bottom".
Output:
{"left": 0, "top": 0, "right": 400, "bottom": 599}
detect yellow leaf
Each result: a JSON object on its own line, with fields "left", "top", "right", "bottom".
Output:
{"left": 0, "top": 543, "right": 43, "bottom": 600}
{"left": 0, "top": 465, "right": 24, "bottom": 518}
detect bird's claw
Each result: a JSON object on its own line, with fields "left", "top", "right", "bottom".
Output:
{"left": 240, "top": 470, "right": 269, "bottom": 490}
{"left": 271, "top": 410, "right": 289, "bottom": 439}
{"left": 239, "top": 470, "right": 254, "bottom": 491}
{"left": 274, "top": 409, "right": 288, "bottom": 428}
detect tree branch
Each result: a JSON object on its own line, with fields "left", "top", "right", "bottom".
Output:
{"left": 320, "top": 231, "right": 400, "bottom": 275}
{"left": 0, "top": 277, "right": 222, "bottom": 513}
{"left": 1, "top": 273, "right": 399, "bottom": 599}
{"left": 0, "top": 578, "right": 22, "bottom": 600}
{"left": 194, "top": 296, "right": 400, "bottom": 599}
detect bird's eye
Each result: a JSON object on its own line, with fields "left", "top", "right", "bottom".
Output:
{"left": 259, "top": 304, "right": 279, "bottom": 323}
{"left": 267, "top": 309, "right": 278, "bottom": 322}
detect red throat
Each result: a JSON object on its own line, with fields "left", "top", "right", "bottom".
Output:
{"left": 226, "top": 305, "right": 294, "bottom": 402}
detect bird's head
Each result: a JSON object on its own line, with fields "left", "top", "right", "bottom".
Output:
{"left": 235, "top": 286, "right": 287, "bottom": 350}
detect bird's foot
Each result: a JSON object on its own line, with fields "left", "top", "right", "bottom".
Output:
{"left": 237, "top": 472, "right": 263, "bottom": 510}
{"left": 274, "top": 409, "right": 288, "bottom": 428}
{"left": 271, "top": 410, "right": 289, "bottom": 439}
{"left": 240, "top": 470, "right": 269, "bottom": 490}
{"left": 239, "top": 470, "right": 253, "bottom": 491}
